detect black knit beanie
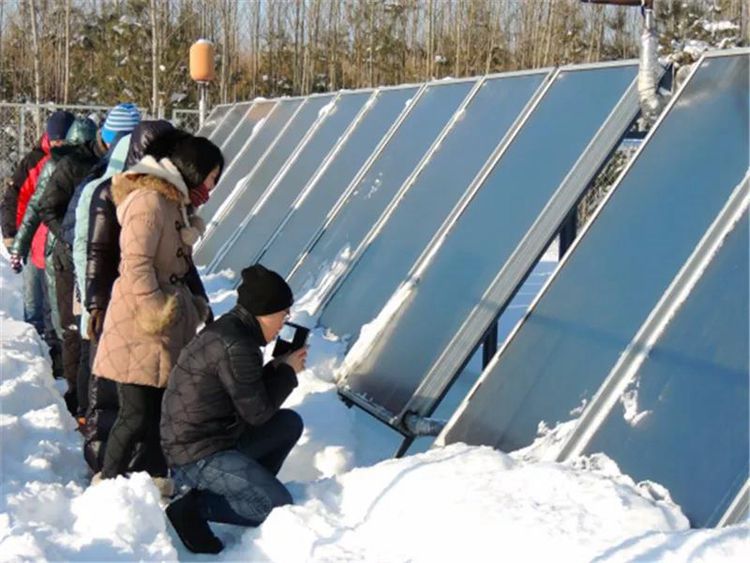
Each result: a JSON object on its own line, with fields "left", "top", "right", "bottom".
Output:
{"left": 46, "top": 111, "right": 75, "bottom": 141}
{"left": 237, "top": 265, "right": 293, "bottom": 316}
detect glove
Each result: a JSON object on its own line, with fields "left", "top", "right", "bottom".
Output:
{"left": 9, "top": 252, "right": 23, "bottom": 273}
{"left": 87, "top": 309, "right": 105, "bottom": 341}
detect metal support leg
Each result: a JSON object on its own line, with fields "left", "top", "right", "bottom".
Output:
{"left": 559, "top": 209, "right": 578, "bottom": 259}
{"left": 394, "top": 436, "right": 415, "bottom": 458}
{"left": 482, "top": 320, "right": 498, "bottom": 369}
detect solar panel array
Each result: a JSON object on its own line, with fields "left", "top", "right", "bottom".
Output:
{"left": 192, "top": 49, "right": 749, "bottom": 529}
{"left": 439, "top": 50, "right": 749, "bottom": 528}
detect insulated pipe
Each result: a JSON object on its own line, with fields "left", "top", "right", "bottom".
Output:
{"left": 638, "top": 7, "right": 662, "bottom": 122}
{"left": 580, "top": 1, "right": 662, "bottom": 122}
{"left": 402, "top": 412, "right": 446, "bottom": 437}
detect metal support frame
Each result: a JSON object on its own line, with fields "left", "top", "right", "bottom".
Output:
{"left": 558, "top": 208, "right": 578, "bottom": 259}
{"left": 481, "top": 320, "right": 499, "bottom": 369}
{"left": 198, "top": 82, "right": 208, "bottom": 129}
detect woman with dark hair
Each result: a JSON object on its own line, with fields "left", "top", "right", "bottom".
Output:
{"left": 93, "top": 134, "right": 223, "bottom": 483}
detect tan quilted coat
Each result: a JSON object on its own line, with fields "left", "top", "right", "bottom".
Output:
{"left": 93, "top": 156, "right": 208, "bottom": 388}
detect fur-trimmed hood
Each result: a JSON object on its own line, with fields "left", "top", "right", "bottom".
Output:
{"left": 111, "top": 155, "right": 205, "bottom": 245}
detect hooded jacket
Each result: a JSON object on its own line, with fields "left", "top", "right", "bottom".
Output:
{"left": 85, "top": 121, "right": 209, "bottom": 314}
{"left": 12, "top": 119, "right": 98, "bottom": 262}
{"left": 39, "top": 137, "right": 107, "bottom": 243}
{"left": 1, "top": 134, "right": 49, "bottom": 239}
{"left": 12, "top": 146, "right": 76, "bottom": 267}
{"left": 2, "top": 135, "right": 51, "bottom": 269}
{"left": 93, "top": 156, "right": 209, "bottom": 388}
{"left": 161, "top": 304, "right": 298, "bottom": 467}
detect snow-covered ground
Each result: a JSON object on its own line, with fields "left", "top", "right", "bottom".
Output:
{"left": 1, "top": 250, "right": 748, "bottom": 562}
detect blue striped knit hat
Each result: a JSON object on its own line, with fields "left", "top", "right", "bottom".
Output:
{"left": 101, "top": 103, "right": 141, "bottom": 145}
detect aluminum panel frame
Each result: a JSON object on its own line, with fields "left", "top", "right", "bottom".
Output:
{"left": 210, "top": 103, "right": 252, "bottom": 148}
{"left": 204, "top": 93, "right": 338, "bottom": 273}
{"left": 199, "top": 100, "right": 277, "bottom": 222}
{"left": 195, "top": 97, "right": 308, "bottom": 262}
{"left": 198, "top": 100, "right": 288, "bottom": 228}
{"left": 197, "top": 103, "right": 232, "bottom": 138}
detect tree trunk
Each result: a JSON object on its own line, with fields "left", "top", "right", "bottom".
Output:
{"left": 0, "top": 0, "right": 4, "bottom": 97}
{"left": 28, "top": 0, "right": 42, "bottom": 136}
{"left": 149, "top": 0, "right": 159, "bottom": 116}
{"left": 64, "top": 0, "right": 70, "bottom": 104}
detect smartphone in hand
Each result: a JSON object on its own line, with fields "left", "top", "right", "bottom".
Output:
{"left": 273, "top": 322, "right": 310, "bottom": 357}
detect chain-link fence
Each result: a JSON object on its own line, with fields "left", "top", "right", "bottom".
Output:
{"left": 171, "top": 109, "right": 201, "bottom": 134}
{"left": 0, "top": 102, "right": 112, "bottom": 180}
{"left": 0, "top": 103, "right": 202, "bottom": 182}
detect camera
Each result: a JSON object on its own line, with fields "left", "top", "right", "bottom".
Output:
{"left": 272, "top": 322, "right": 310, "bottom": 357}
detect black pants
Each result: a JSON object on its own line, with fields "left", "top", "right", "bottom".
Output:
{"left": 76, "top": 339, "right": 91, "bottom": 418}
{"left": 101, "top": 382, "right": 167, "bottom": 479}
{"left": 39, "top": 268, "right": 64, "bottom": 378}
{"left": 52, "top": 241, "right": 81, "bottom": 410}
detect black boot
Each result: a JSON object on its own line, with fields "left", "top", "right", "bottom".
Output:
{"left": 63, "top": 388, "right": 78, "bottom": 417}
{"left": 166, "top": 490, "right": 223, "bottom": 554}
{"left": 49, "top": 342, "right": 64, "bottom": 379}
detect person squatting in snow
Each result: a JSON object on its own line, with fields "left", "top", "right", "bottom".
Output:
{"left": 161, "top": 264, "right": 307, "bottom": 554}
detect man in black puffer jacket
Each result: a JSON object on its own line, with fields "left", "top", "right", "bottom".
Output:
{"left": 161, "top": 265, "right": 306, "bottom": 555}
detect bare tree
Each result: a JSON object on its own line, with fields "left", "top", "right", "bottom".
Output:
{"left": 149, "top": 0, "right": 160, "bottom": 116}
{"left": 63, "top": 0, "right": 70, "bottom": 104}
{"left": 27, "top": 0, "right": 42, "bottom": 134}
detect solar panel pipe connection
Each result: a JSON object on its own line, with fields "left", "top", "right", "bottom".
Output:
{"left": 637, "top": 6, "right": 662, "bottom": 123}
{"left": 580, "top": 2, "right": 661, "bottom": 122}
{"left": 402, "top": 412, "right": 447, "bottom": 437}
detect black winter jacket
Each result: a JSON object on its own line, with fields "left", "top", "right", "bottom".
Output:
{"left": 39, "top": 139, "right": 106, "bottom": 243}
{"left": 1, "top": 142, "right": 46, "bottom": 239}
{"left": 161, "top": 305, "right": 298, "bottom": 467}
{"left": 11, "top": 146, "right": 75, "bottom": 258}
{"left": 84, "top": 178, "right": 119, "bottom": 311}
